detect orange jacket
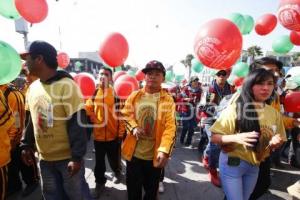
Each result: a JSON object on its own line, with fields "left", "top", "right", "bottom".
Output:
{"left": 121, "top": 88, "right": 177, "bottom": 166}
{"left": 0, "top": 85, "right": 25, "bottom": 144}
{"left": 86, "top": 86, "right": 125, "bottom": 141}
{"left": 0, "top": 90, "right": 15, "bottom": 167}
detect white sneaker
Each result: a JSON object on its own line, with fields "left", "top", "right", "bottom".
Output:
{"left": 158, "top": 182, "right": 164, "bottom": 193}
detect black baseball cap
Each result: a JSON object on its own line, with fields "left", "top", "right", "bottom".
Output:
{"left": 142, "top": 60, "right": 166, "bottom": 76}
{"left": 20, "top": 40, "right": 58, "bottom": 69}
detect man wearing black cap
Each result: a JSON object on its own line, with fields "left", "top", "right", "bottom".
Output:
{"left": 121, "top": 60, "right": 176, "bottom": 200}
{"left": 20, "top": 40, "right": 89, "bottom": 200}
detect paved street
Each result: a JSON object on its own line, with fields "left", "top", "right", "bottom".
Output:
{"left": 8, "top": 128, "right": 300, "bottom": 200}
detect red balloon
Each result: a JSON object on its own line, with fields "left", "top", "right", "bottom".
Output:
{"left": 194, "top": 18, "right": 242, "bottom": 70}
{"left": 290, "top": 31, "right": 300, "bottom": 45}
{"left": 73, "top": 73, "right": 96, "bottom": 100}
{"left": 233, "top": 77, "right": 244, "bottom": 87}
{"left": 15, "top": 0, "right": 48, "bottom": 23}
{"left": 99, "top": 32, "right": 129, "bottom": 67}
{"left": 284, "top": 91, "right": 300, "bottom": 112}
{"left": 278, "top": 0, "right": 300, "bottom": 31}
{"left": 57, "top": 52, "right": 70, "bottom": 68}
{"left": 113, "top": 71, "right": 127, "bottom": 82}
{"left": 135, "top": 70, "right": 145, "bottom": 81}
{"left": 255, "top": 14, "right": 277, "bottom": 35}
{"left": 114, "top": 74, "right": 139, "bottom": 100}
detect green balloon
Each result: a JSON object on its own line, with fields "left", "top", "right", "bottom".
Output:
{"left": 272, "top": 35, "right": 294, "bottom": 54}
{"left": 242, "top": 15, "right": 254, "bottom": 34}
{"left": 227, "top": 75, "right": 235, "bottom": 85}
{"left": 75, "top": 61, "right": 82, "bottom": 68}
{"left": 232, "top": 62, "right": 249, "bottom": 77}
{"left": 228, "top": 13, "right": 245, "bottom": 34}
{"left": 191, "top": 58, "right": 204, "bottom": 73}
{"left": 165, "top": 70, "right": 175, "bottom": 82}
{"left": 127, "top": 70, "right": 135, "bottom": 76}
{"left": 114, "top": 66, "right": 122, "bottom": 72}
{"left": 207, "top": 68, "right": 217, "bottom": 76}
{"left": 175, "top": 75, "right": 184, "bottom": 82}
{"left": 0, "top": 0, "right": 21, "bottom": 20}
{"left": 0, "top": 41, "right": 22, "bottom": 85}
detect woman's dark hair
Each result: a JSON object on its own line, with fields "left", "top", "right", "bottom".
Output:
{"left": 236, "top": 68, "right": 275, "bottom": 133}
{"left": 101, "top": 66, "right": 113, "bottom": 77}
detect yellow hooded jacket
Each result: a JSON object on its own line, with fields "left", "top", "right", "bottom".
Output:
{"left": 86, "top": 86, "right": 125, "bottom": 141}
{"left": 0, "top": 90, "right": 15, "bottom": 167}
{"left": 0, "top": 85, "right": 25, "bottom": 145}
{"left": 121, "top": 88, "right": 177, "bottom": 166}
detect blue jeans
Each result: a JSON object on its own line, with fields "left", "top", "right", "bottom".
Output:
{"left": 203, "top": 124, "right": 220, "bottom": 169}
{"left": 219, "top": 152, "right": 259, "bottom": 200}
{"left": 40, "top": 159, "right": 84, "bottom": 200}
{"left": 80, "top": 161, "right": 92, "bottom": 200}
{"left": 180, "top": 112, "right": 197, "bottom": 145}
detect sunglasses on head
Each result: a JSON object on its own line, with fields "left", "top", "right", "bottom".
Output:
{"left": 216, "top": 71, "right": 227, "bottom": 77}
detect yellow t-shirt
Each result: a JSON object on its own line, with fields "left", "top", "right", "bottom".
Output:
{"left": 210, "top": 103, "right": 286, "bottom": 165}
{"left": 26, "top": 78, "right": 84, "bottom": 161}
{"left": 134, "top": 92, "right": 160, "bottom": 160}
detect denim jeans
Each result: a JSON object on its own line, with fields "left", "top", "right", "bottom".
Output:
{"left": 180, "top": 112, "right": 197, "bottom": 145}
{"left": 219, "top": 152, "right": 259, "bottom": 200}
{"left": 203, "top": 124, "right": 221, "bottom": 169}
{"left": 80, "top": 161, "right": 92, "bottom": 200}
{"left": 40, "top": 159, "right": 84, "bottom": 200}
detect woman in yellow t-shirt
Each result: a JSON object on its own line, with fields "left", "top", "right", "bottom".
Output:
{"left": 210, "top": 68, "right": 286, "bottom": 200}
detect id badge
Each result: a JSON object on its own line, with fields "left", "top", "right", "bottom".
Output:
{"left": 47, "top": 104, "right": 53, "bottom": 127}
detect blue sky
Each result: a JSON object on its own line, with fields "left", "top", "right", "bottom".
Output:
{"left": 0, "top": 0, "right": 298, "bottom": 67}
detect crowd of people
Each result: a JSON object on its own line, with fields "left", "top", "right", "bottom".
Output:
{"left": 0, "top": 40, "right": 299, "bottom": 200}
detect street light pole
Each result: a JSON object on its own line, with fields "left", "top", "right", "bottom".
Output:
{"left": 14, "top": 18, "right": 29, "bottom": 50}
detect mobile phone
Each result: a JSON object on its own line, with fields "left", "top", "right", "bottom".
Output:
{"left": 227, "top": 157, "right": 240, "bottom": 166}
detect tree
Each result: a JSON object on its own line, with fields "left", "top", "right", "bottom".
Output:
{"left": 292, "top": 52, "right": 300, "bottom": 62}
{"left": 247, "top": 45, "right": 263, "bottom": 61}
{"left": 183, "top": 54, "right": 194, "bottom": 79}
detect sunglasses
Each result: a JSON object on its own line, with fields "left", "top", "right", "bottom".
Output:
{"left": 99, "top": 72, "right": 110, "bottom": 77}
{"left": 216, "top": 71, "right": 227, "bottom": 77}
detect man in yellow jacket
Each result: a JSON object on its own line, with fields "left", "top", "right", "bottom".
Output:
{"left": 0, "top": 90, "right": 15, "bottom": 200}
{"left": 0, "top": 84, "right": 39, "bottom": 197}
{"left": 121, "top": 60, "right": 176, "bottom": 200}
{"left": 86, "top": 67, "right": 125, "bottom": 198}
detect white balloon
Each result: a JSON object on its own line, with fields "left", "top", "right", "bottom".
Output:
{"left": 173, "top": 62, "right": 186, "bottom": 76}
{"left": 286, "top": 66, "right": 300, "bottom": 79}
